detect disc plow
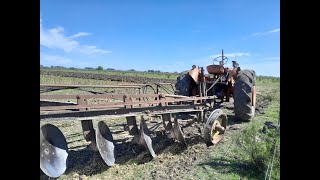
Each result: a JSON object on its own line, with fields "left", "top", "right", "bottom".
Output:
{"left": 40, "top": 83, "right": 227, "bottom": 178}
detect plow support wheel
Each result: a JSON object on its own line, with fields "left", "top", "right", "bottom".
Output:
{"left": 203, "top": 109, "right": 227, "bottom": 146}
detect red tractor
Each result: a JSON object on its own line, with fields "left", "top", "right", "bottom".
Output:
{"left": 175, "top": 50, "right": 257, "bottom": 121}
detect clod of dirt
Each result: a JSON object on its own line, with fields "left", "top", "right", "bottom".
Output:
{"left": 261, "top": 121, "right": 278, "bottom": 133}
{"left": 264, "top": 121, "right": 277, "bottom": 129}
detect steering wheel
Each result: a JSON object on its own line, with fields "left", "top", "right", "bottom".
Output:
{"left": 213, "top": 56, "right": 228, "bottom": 65}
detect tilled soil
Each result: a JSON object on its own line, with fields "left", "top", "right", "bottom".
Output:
{"left": 40, "top": 97, "right": 270, "bottom": 180}
{"left": 40, "top": 70, "right": 176, "bottom": 84}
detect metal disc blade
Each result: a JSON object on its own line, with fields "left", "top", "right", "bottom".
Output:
{"left": 40, "top": 124, "right": 68, "bottom": 178}
{"left": 140, "top": 118, "right": 157, "bottom": 158}
{"left": 96, "top": 121, "right": 115, "bottom": 166}
{"left": 173, "top": 119, "right": 187, "bottom": 148}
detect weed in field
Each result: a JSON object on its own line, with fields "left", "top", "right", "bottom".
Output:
{"left": 233, "top": 122, "right": 280, "bottom": 177}
{"left": 192, "top": 100, "right": 280, "bottom": 179}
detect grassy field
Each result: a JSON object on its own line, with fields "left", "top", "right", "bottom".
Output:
{"left": 40, "top": 72, "right": 280, "bottom": 180}
{"left": 188, "top": 77, "right": 280, "bottom": 179}
{"left": 192, "top": 102, "right": 280, "bottom": 179}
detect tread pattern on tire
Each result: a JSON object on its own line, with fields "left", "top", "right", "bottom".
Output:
{"left": 234, "top": 70, "right": 256, "bottom": 121}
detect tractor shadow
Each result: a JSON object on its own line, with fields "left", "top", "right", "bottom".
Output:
{"left": 213, "top": 101, "right": 252, "bottom": 127}
{"left": 226, "top": 114, "right": 243, "bottom": 126}
{"left": 198, "top": 157, "right": 263, "bottom": 179}
{"left": 212, "top": 102, "right": 240, "bottom": 123}
{"left": 213, "top": 101, "right": 234, "bottom": 111}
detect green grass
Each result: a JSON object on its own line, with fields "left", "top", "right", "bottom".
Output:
{"left": 256, "top": 76, "right": 280, "bottom": 103}
{"left": 192, "top": 102, "right": 280, "bottom": 179}
{"left": 192, "top": 78, "right": 280, "bottom": 180}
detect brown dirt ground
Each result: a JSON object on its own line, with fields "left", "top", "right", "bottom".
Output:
{"left": 40, "top": 70, "right": 176, "bottom": 84}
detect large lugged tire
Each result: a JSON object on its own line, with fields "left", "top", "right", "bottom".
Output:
{"left": 234, "top": 70, "right": 256, "bottom": 121}
{"left": 175, "top": 73, "right": 192, "bottom": 96}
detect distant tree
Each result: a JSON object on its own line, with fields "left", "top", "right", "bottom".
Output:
{"left": 128, "top": 69, "right": 136, "bottom": 71}
{"left": 96, "top": 66, "right": 103, "bottom": 71}
{"left": 106, "top": 68, "right": 115, "bottom": 71}
{"left": 85, "top": 67, "right": 94, "bottom": 70}
{"left": 51, "top": 66, "right": 66, "bottom": 69}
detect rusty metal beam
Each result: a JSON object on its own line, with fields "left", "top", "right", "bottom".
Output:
{"left": 40, "top": 104, "right": 202, "bottom": 122}
{"left": 77, "top": 97, "right": 96, "bottom": 144}
{"left": 41, "top": 83, "right": 173, "bottom": 88}
{"left": 40, "top": 94, "right": 160, "bottom": 100}
{"left": 40, "top": 100, "right": 76, "bottom": 106}
{"left": 40, "top": 96, "right": 215, "bottom": 111}
{"left": 40, "top": 84, "right": 143, "bottom": 88}
{"left": 81, "top": 120, "right": 95, "bottom": 142}
{"left": 156, "top": 83, "right": 173, "bottom": 85}
{"left": 161, "top": 94, "right": 193, "bottom": 98}
{"left": 126, "top": 116, "right": 139, "bottom": 135}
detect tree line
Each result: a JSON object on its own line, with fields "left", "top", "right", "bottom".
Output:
{"left": 40, "top": 65, "right": 179, "bottom": 74}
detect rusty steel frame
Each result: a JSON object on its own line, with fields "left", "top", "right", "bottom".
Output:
{"left": 40, "top": 83, "right": 223, "bottom": 178}
{"left": 40, "top": 96, "right": 214, "bottom": 111}
{"left": 40, "top": 83, "right": 217, "bottom": 126}
{"left": 41, "top": 84, "right": 144, "bottom": 88}
{"left": 40, "top": 83, "right": 215, "bottom": 109}
{"left": 40, "top": 83, "right": 175, "bottom": 91}
{"left": 40, "top": 102, "right": 209, "bottom": 122}
{"left": 40, "top": 83, "right": 176, "bottom": 96}
{"left": 40, "top": 94, "right": 161, "bottom": 100}
{"left": 40, "top": 84, "right": 215, "bottom": 122}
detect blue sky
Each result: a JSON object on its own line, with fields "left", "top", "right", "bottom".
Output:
{"left": 40, "top": 0, "right": 280, "bottom": 77}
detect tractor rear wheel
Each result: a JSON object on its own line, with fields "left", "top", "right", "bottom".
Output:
{"left": 175, "top": 73, "right": 192, "bottom": 96}
{"left": 234, "top": 70, "right": 256, "bottom": 121}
